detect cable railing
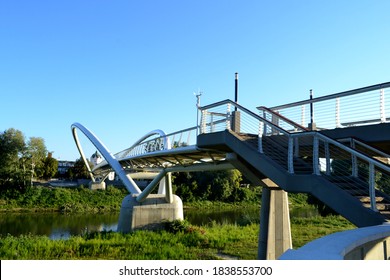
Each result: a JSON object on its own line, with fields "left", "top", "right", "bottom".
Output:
{"left": 93, "top": 126, "right": 199, "bottom": 171}
{"left": 257, "top": 106, "right": 309, "bottom": 133}
{"left": 268, "top": 82, "right": 390, "bottom": 130}
{"left": 199, "top": 99, "right": 390, "bottom": 212}
{"left": 114, "top": 126, "right": 198, "bottom": 161}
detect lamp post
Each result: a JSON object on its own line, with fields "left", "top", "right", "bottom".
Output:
{"left": 235, "top": 72, "right": 238, "bottom": 110}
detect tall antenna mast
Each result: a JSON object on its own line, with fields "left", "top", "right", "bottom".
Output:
{"left": 194, "top": 89, "right": 202, "bottom": 135}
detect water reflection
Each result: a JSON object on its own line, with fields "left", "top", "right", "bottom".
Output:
{"left": 0, "top": 212, "right": 118, "bottom": 239}
{"left": 185, "top": 208, "right": 260, "bottom": 226}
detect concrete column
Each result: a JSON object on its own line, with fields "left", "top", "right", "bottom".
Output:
{"left": 258, "top": 179, "right": 292, "bottom": 260}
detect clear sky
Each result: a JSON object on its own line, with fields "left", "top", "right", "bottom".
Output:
{"left": 1, "top": 0, "right": 390, "bottom": 161}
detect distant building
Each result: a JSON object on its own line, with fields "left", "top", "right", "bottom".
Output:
{"left": 90, "top": 151, "right": 103, "bottom": 166}
{"left": 57, "top": 160, "right": 75, "bottom": 175}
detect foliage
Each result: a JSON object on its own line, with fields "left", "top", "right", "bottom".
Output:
{"left": 42, "top": 154, "right": 58, "bottom": 179}
{"left": 0, "top": 128, "right": 26, "bottom": 187}
{"left": 0, "top": 128, "right": 54, "bottom": 189}
{"left": 0, "top": 185, "right": 127, "bottom": 212}
{"left": 26, "top": 137, "right": 47, "bottom": 179}
{"left": 172, "top": 170, "right": 259, "bottom": 203}
{"left": 68, "top": 158, "right": 93, "bottom": 179}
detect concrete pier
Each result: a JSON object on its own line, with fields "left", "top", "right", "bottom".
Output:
{"left": 117, "top": 194, "right": 184, "bottom": 232}
{"left": 258, "top": 179, "right": 292, "bottom": 260}
{"left": 89, "top": 181, "right": 106, "bottom": 190}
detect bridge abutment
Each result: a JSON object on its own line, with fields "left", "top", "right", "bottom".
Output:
{"left": 117, "top": 194, "right": 184, "bottom": 232}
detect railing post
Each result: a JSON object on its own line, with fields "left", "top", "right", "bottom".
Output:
{"left": 294, "top": 138, "right": 299, "bottom": 158}
{"left": 369, "top": 163, "right": 378, "bottom": 212}
{"left": 324, "top": 142, "right": 331, "bottom": 175}
{"left": 263, "top": 111, "right": 268, "bottom": 136}
{"left": 380, "top": 88, "right": 386, "bottom": 123}
{"left": 258, "top": 121, "right": 264, "bottom": 154}
{"left": 335, "top": 97, "right": 341, "bottom": 128}
{"left": 271, "top": 111, "right": 279, "bottom": 135}
{"left": 288, "top": 137, "right": 294, "bottom": 174}
{"left": 226, "top": 103, "right": 231, "bottom": 131}
{"left": 301, "top": 105, "right": 305, "bottom": 127}
{"left": 351, "top": 139, "right": 358, "bottom": 177}
{"left": 200, "top": 109, "right": 207, "bottom": 134}
{"left": 313, "top": 135, "right": 320, "bottom": 175}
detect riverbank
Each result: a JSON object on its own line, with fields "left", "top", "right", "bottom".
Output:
{"left": 0, "top": 184, "right": 264, "bottom": 213}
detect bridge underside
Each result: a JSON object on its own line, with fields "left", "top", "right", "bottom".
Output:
{"left": 93, "top": 146, "right": 232, "bottom": 178}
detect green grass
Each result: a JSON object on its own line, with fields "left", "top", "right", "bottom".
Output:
{"left": 291, "top": 215, "right": 355, "bottom": 248}
{"left": 0, "top": 215, "right": 355, "bottom": 260}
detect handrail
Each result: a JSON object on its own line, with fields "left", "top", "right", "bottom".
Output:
{"left": 199, "top": 99, "right": 291, "bottom": 135}
{"left": 294, "top": 131, "right": 390, "bottom": 175}
{"left": 267, "top": 81, "right": 390, "bottom": 130}
{"left": 338, "top": 137, "right": 390, "bottom": 163}
{"left": 113, "top": 126, "right": 198, "bottom": 162}
{"left": 257, "top": 105, "right": 309, "bottom": 132}
{"left": 270, "top": 81, "right": 390, "bottom": 111}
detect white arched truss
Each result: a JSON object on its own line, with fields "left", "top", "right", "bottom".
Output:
{"left": 71, "top": 123, "right": 142, "bottom": 195}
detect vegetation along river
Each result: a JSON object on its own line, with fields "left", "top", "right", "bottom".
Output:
{"left": 0, "top": 207, "right": 318, "bottom": 239}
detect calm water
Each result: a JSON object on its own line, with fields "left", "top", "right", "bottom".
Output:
{"left": 0, "top": 207, "right": 318, "bottom": 239}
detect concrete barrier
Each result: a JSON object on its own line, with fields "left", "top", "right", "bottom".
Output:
{"left": 279, "top": 223, "right": 390, "bottom": 260}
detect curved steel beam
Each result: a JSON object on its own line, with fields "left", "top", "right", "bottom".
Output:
{"left": 117, "top": 129, "right": 171, "bottom": 159}
{"left": 71, "top": 123, "right": 142, "bottom": 195}
{"left": 133, "top": 129, "right": 171, "bottom": 150}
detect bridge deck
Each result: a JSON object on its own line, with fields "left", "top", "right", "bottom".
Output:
{"left": 92, "top": 145, "right": 230, "bottom": 177}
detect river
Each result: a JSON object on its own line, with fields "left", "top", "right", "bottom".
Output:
{"left": 0, "top": 207, "right": 318, "bottom": 239}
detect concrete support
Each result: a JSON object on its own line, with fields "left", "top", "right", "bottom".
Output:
{"left": 89, "top": 181, "right": 106, "bottom": 190}
{"left": 258, "top": 179, "right": 292, "bottom": 260}
{"left": 117, "top": 194, "right": 183, "bottom": 232}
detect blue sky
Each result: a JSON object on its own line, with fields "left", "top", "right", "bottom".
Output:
{"left": 1, "top": 0, "right": 390, "bottom": 161}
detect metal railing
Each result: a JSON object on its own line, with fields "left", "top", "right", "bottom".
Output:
{"left": 199, "top": 99, "right": 390, "bottom": 212}
{"left": 114, "top": 126, "right": 198, "bottom": 161}
{"left": 257, "top": 106, "right": 309, "bottom": 133}
{"left": 267, "top": 82, "right": 390, "bottom": 130}
{"left": 339, "top": 137, "right": 390, "bottom": 165}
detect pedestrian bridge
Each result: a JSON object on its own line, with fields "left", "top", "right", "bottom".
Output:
{"left": 72, "top": 82, "right": 390, "bottom": 260}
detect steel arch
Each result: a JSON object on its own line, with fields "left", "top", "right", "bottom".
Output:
{"left": 71, "top": 122, "right": 142, "bottom": 195}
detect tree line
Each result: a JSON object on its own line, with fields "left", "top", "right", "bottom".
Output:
{"left": 0, "top": 128, "right": 58, "bottom": 188}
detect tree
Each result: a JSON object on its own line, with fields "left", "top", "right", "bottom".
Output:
{"left": 173, "top": 169, "right": 244, "bottom": 202}
{"left": 26, "top": 137, "right": 47, "bottom": 180}
{"left": 0, "top": 128, "right": 26, "bottom": 187}
{"left": 0, "top": 128, "right": 52, "bottom": 188}
{"left": 69, "top": 157, "right": 93, "bottom": 179}
{"left": 42, "top": 153, "right": 58, "bottom": 179}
